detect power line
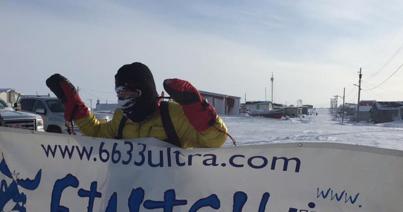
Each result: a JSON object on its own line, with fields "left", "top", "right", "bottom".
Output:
{"left": 368, "top": 41, "right": 403, "bottom": 79}
{"left": 363, "top": 62, "right": 403, "bottom": 91}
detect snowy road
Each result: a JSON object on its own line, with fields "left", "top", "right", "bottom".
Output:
{"left": 223, "top": 109, "right": 403, "bottom": 150}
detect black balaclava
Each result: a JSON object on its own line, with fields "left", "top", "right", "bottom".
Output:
{"left": 115, "top": 62, "right": 159, "bottom": 122}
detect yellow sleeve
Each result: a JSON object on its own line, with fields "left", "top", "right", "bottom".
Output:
{"left": 168, "top": 102, "right": 228, "bottom": 148}
{"left": 192, "top": 116, "right": 228, "bottom": 148}
{"left": 75, "top": 110, "right": 124, "bottom": 138}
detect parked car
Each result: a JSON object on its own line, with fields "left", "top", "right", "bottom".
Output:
{"left": 17, "top": 95, "right": 78, "bottom": 134}
{"left": 0, "top": 98, "right": 44, "bottom": 131}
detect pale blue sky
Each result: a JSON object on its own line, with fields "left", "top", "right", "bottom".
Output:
{"left": 1, "top": 0, "right": 403, "bottom": 107}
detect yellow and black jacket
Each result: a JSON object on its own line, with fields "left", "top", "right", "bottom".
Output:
{"left": 76, "top": 101, "right": 227, "bottom": 148}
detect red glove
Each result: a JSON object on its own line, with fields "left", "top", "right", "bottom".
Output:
{"left": 163, "top": 78, "right": 217, "bottom": 132}
{"left": 46, "top": 74, "right": 89, "bottom": 121}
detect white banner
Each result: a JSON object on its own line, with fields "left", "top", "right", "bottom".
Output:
{"left": 1, "top": 127, "right": 403, "bottom": 212}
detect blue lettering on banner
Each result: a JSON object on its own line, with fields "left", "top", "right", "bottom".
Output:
{"left": 46, "top": 173, "right": 272, "bottom": 211}
{"left": 51, "top": 174, "right": 79, "bottom": 212}
{"left": 233, "top": 191, "right": 248, "bottom": 211}
{"left": 189, "top": 194, "right": 220, "bottom": 211}
{"left": 128, "top": 188, "right": 144, "bottom": 212}
{"left": 2, "top": 140, "right": 308, "bottom": 211}
{"left": 316, "top": 187, "right": 362, "bottom": 208}
{"left": 143, "top": 189, "right": 187, "bottom": 210}
{"left": 78, "top": 181, "right": 102, "bottom": 212}
{"left": 0, "top": 158, "right": 41, "bottom": 211}
{"left": 105, "top": 192, "right": 117, "bottom": 212}
{"left": 41, "top": 142, "right": 302, "bottom": 173}
{"left": 258, "top": 192, "right": 271, "bottom": 212}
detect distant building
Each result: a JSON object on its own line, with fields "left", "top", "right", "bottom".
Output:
{"left": 302, "top": 105, "right": 314, "bottom": 115}
{"left": 370, "top": 101, "right": 403, "bottom": 123}
{"left": 272, "top": 103, "right": 285, "bottom": 109}
{"left": 94, "top": 91, "right": 241, "bottom": 116}
{"left": 200, "top": 91, "right": 240, "bottom": 116}
{"left": 239, "top": 103, "right": 247, "bottom": 114}
{"left": 342, "top": 103, "right": 357, "bottom": 116}
{"left": 358, "top": 100, "right": 376, "bottom": 121}
{"left": 0, "top": 88, "right": 20, "bottom": 106}
{"left": 281, "top": 105, "right": 314, "bottom": 117}
{"left": 95, "top": 99, "right": 118, "bottom": 112}
{"left": 284, "top": 106, "right": 301, "bottom": 117}
{"left": 244, "top": 101, "right": 273, "bottom": 116}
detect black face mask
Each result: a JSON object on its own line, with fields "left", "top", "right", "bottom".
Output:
{"left": 116, "top": 86, "right": 141, "bottom": 111}
{"left": 117, "top": 97, "right": 136, "bottom": 110}
{"left": 115, "top": 62, "right": 159, "bottom": 122}
{"left": 121, "top": 96, "right": 157, "bottom": 122}
{"left": 115, "top": 86, "right": 157, "bottom": 122}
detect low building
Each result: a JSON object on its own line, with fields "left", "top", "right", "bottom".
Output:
{"left": 358, "top": 100, "right": 376, "bottom": 121}
{"left": 239, "top": 103, "right": 247, "bottom": 114}
{"left": 0, "top": 88, "right": 20, "bottom": 106}
{"left": 244, "top": 101, "right": 272, "bottom": 116}
{"left": 284, "top": 106, "right": 301, "bottom": 117}
{"left": 94, "top": 91, "right": 241, "bottom": 116}
{"left": 272, "top": 103, "right": 285, "bottom": 109}
{"left": 370, "top": 101, "right": 403, "bottom": 123}
{"left": 200, "top": 91, "right": 240, "bottom": 116}
{"left": 343, "top": 103, "right": 357, "bottom": 116}
{"left": 302, "top": 105, "right": 314, "bottom": 115}
{"left": 283, "top": 105, "right": 314, "bottom": 117}
{"left": 94, "top": 99, "right": 118, "bottom": 112}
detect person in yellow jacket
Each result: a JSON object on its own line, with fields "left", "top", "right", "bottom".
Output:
{"left": 46, "top": 62, "right": 228, "bottom": 148}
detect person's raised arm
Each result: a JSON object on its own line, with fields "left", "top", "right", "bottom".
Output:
{"left": 46, "top": 74, "right": 89, "bottom": 125}
{"left": 163, "top": 78, "right": 227, "bottom": 147}
{"left": 46, "top": 74, "right": 116, "bottom": 138}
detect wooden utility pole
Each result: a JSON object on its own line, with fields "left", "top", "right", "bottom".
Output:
{"left": 270, "top": 73, "right": 274, "bottom": 102}
{"left": 342, "top": 87, "right": 345, "bottom": 124}
{"left": 334, "top": 95, "right": 341, "bottom": 115}
{"left": 356, "top": 68, "right": 362, "bottom": 122}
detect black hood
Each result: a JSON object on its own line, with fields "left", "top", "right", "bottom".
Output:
{"left": 115, "top": 62, "right": 158, "bottom": 122}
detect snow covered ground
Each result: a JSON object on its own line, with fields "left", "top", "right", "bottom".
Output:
{"left": 222, "top": 108, "right": 403, "bottom": 151}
